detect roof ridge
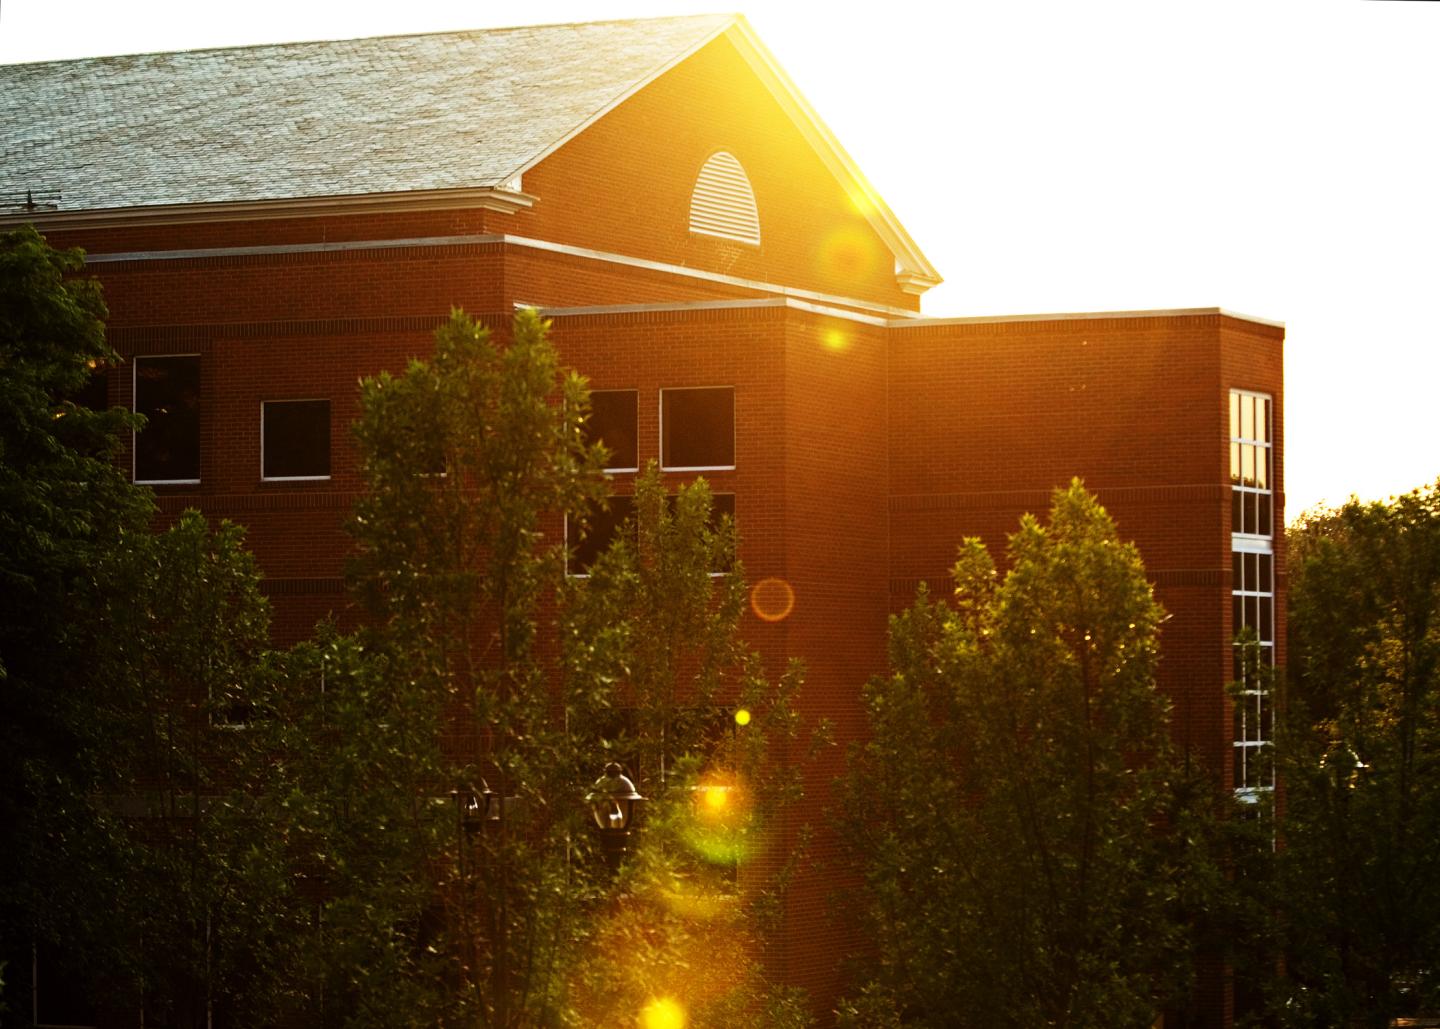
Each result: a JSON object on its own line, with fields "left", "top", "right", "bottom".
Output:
{"left": 0, "top": 12, "right": 736, "bottom": 68}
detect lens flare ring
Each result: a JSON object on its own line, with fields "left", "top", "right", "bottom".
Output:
{"left": 750, "top": 577, "right": 795, "bottom": 622}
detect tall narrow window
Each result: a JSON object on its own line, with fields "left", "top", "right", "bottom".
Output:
{"left": 1232, "top": 543, "right": 1275, "bottom": 798}
{"left": 585, "top": 390, "right": 639, "bottom": 473}
{"left": 689, "top": 152, "right": 761, "bottom": 246}
{"left": 661, "top": 387, "right": 734, "bottom": 471}
{"left": 134, "top": 355, "right": 200, "bottom": 483}
{"left": 1230, "top": 389, "right": 1274, "bottom": 799}
{"left": 262, "top": 399, "right": 331, "bottom": 481}
{"left": 1230, "top": 391, "right": 1272, "bottom": 537}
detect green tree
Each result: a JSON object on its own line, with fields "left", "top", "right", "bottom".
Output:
{"left": 837, "top": 482, "right": 1214, "bottom": 1029}
{"left": 289, "top": 308, "right": 808, "bottom": 1027}
{"left": 1271, "top": 482, "right": 1440, "bottom": 1026}
{"left": 90, "top": 511, "right": 303, "bottom": 1026}
{"left": 559, "top": 469, "right": 811, "bottom": 1029}
{"left": 0, "top": 224, "right": 152, "bottom": 1021}
{"left": 1, "top": 227, "right": 298, "bottom": 1026}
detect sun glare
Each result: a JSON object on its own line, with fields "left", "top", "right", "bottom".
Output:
{"left": 640, "top": 997, "right": 687, "bottom": 1029}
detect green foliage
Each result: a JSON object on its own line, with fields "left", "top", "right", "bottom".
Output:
{"left": 838, "top": 481, "right": 1215, "bottom": 1029}
{"left": 0, "top": 227, "right": 314, "bottom": 1025}
{"left": 0, "top": 225, "right": 153, "bottom": 1021}
{"left": 90, "top": 511, "right": 302, "bottom": 1025}
{"left": 306, "top": 309, "right": 809, "bottom": 1027}
{"left": 561, "top": 469, "right": 809, "bottom": 1028}
{"left": 1269, "top": 482, "right": 1440, "bottom": 1026}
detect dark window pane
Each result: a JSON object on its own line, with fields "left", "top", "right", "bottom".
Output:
{"left": 570, "top": 495, "right": 636, "bottom": 573}
{"left": 1231, "top": 489, "right": 1242, "bottom": 534}
{"left": 135, "top": 355, "right": 200, "bottom": 481}
{"left": 587, "top": 390, "right": 638, "bottom": 470}
{"left": 1260, "top": 596, "right": 1273, "bottom": 642}
{"left": 1258, "top": 493, "right": 1272, "bottom": 537}
{"left": 1232, "top": 551, "right": 1242, "bottom": 587}
{"left": 661, "top": 387, "right": 734, "bottom": 469}
{"left": 263, "top": 400, "right": 331, "bottom": 479}
{"left": 1259, "top": 552, "right": 1272, "bottom": 586}
{"left": 72, "top": 366, "right": 108, "bottom": 411}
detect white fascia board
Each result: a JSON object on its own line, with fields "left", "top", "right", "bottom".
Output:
{"left": 724, "top": 17, "right": 943, "bottom": 295}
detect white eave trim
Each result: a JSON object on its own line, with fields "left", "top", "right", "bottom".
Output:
{"left": 80, "top": 230, "right": 924, "bottom": 319}
{"left": 892, "top": 307, "right": 1286, "bottom": 330}
{"left": 525, "top": 298, "right": 1285, "bottom": 332}
{"left": 723, "top": 17, "right": 943, "bottom": 296}
{"left": 0, "top": 186, "right": 536, "bottom": 230}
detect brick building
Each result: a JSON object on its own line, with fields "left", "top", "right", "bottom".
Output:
{"left": 2, "top": 13, "right": 1283, "bottom": 1025}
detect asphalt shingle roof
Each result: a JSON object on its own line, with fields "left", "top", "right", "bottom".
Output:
{"left": 0, "top": 14, "right": 733, "bottom": 213}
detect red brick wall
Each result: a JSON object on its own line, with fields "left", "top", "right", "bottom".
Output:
{"left": 773, "top": 311, "right": 892, "bottom": 1004}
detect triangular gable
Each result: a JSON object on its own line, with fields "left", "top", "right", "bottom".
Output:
{"left": 509, "top": 15, "right": 942, "bottom": 296}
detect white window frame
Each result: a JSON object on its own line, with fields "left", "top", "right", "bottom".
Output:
{"left": 1230, "top": 389, "right": 1273, "bottom": 541}
{"left": 133, "top": 353, "right": 201, "bottom": 485}
{"left": 1231, "top": 512, "right": 1275, "bottom": 802}
{"left": 659, "top": 386, "right": 735, "bottom": 473}
{"left": 261, "top": 398, "right": 332, "bottom": 482}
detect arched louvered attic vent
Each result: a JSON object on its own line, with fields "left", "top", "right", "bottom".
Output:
{"left": 689, "top": 151, "right": 760, "bottom": 245}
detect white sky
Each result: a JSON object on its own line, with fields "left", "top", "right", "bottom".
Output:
{"left": 2, "top": 0, "right": 1436, "bottom": 521}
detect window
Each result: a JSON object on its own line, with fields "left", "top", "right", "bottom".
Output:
{"left": 134, "top": 355, "right": 200, "bottom": 483}
{"left": 1232, "top": 542, "right": 1275, "bottom": 798}
{"left": 661, "top": 387, "right": 734, "bottom": 471}
{"left": 1230, "top": 390, "right": 1272, "bottom": 537}
{"left": 262, "top": 399, "right": 331, "bottom": 481}
{"left": 689, "top": 151, "right": 761, "bottom": 246}
{"left": 568, "top": 494, "right": 636, "bottom": 575}
{"left": 586, "top": 389, "right": 638, "bottom": 472}
{"left": 1229, "top": 388, "right": 1275, "bottom": 799}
